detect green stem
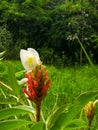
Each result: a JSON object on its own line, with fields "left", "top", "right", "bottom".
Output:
{"left": 77, "top": 36, "right": 93, "bottom": 66}
{"left": 88, "top": 120, "right": 91, "bottom": 130}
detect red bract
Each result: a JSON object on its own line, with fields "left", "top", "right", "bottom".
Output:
{"left": 41, "top": 80, "right": 50, "bottom": 95}
{"left": 22, "top": 65, "right": 50, "bottom": 104}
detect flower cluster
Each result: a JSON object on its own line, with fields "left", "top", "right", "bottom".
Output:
{"left": 20, "top": 48, "right": 50, "bottom": 104}
{"left": 23, "top": 65, "right": 50, "bottom": 104}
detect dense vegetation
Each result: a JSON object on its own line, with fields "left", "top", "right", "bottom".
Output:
{"left": 0, "top": 1, "right": 98, "bottom": 129}
{"left": 0, "top": 61, "right": 98, "bottom": 129}
{"left": 0, "top": 0, "right": 98, "bottom": 65}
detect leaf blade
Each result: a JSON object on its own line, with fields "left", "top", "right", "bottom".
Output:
{"left": 0, "top": 105, "right": 35, "bottom": 120}
{"left": 49, "top": 91, "right": 98, "bottom": 129}
{"left": 0, "top": 119, "right": 32, "bottom": 130}
{"left": 8, "top": 62, "right": 20, "bottom": 97}
{"left": 31, "top": 121, "right": 45, "bottom": 130}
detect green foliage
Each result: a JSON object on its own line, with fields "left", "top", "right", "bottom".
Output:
{"left": 0, "top": 25, "right": 12, "bottom": 51}
{"left": 0, "top": 0, "right": 98, "bottom": 64}
{"left": 0, "top": 60, "right": 98, "bottom": 129}
{"left": 46, "top": 91, "right": 98, "bottom": 130}
{"left": 38, "top": 47, "right": 54, "bottom": 64}
{"left": 0, "top": 0, "right": 98, "bottom": 128}
{"left": 8, "top": 62, "right": 20, "bottom": 97}
{"left": 0, "top": 105, "right": 35, "bottom": 120}
{"left": 0, "top": 97, "right": 17, "bottom": 105}
{"left": 31, "top": 121, "right": 45, "bottom": 130}
{"left": 48, "top": 1, "right": 98, "bottom": 65}
{"left": 0, "top": 119, "right": 32, "bottom": 130}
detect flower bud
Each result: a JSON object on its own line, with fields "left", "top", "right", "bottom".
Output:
{"left": 84, "top": 101, "right": 96, "bottom": 121}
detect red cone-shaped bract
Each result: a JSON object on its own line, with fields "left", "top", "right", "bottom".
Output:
{"left": 22, "top": 65, "right": 50, "bottom": 104}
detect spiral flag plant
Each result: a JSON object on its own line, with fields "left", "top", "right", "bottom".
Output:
{"left": 20, "top": 48, "right": 50, "bottom": 122}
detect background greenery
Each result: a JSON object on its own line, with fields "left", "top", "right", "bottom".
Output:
{"left": 0, "top": 0, "right": 98, "bottom": 65}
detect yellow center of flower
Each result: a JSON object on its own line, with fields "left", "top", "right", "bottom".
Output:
{"left": 26, "top": 57, "right": 34, "bottom": 66}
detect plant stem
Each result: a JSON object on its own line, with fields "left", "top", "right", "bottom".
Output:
{"left": 88, "top": 125, "right": 90, "bottom": 130}
{"left": 88, "top": 120, "right": 91, "bottom": 130}
{"left": 36, "top": 101, "right": 41, "bottom": 122}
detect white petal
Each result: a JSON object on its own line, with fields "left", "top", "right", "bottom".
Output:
{"left": 27, "top": 48, "right": 40, "bottom": 64}
{"left": 20, "top": 49, "right": 34, "bottom": 71}
{"left": 18, "top": 78, "right": 28, "bottom": 85}
{"left": 28, "top": 48, "right": 39, "bottom": 58}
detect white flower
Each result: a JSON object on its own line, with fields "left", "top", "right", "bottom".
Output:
{"left": 20, "top": 48, "right": 41, "bottom": 72}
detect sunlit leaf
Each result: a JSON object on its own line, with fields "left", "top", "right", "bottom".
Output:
{"left": 0, "top": 119, "right": 32, "bottom": 130}
{"left": 15, "top": 70, "right": 26, "bottom": 78}
{"left": 8, "top": 62, "right": 20, "bottom": 96}
{"left": 0, "top": 105, "right": 35, "bottom": 120}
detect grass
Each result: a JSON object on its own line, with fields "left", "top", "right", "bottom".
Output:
{"left": 42, "top": 65, "right": 98, "bottom": 119}
{"left": 0, "top": 60, "right": 98, "bottom": 120}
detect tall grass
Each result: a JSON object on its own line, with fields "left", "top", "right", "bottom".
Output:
{"left": 42, "top": 65, "right": 98, "bottom": 118}
{"left": 1, "top": 61, "right": 98, "bottom": 103}
{"left": 1, "top": 61, "right": 97, "bottom": 118}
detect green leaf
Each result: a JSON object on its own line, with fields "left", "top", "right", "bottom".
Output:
{"left": 0, "top": 105, "right": 35, "bottom": 120}
{"left": 0, "top": 119, "right": 32, "bottom": 130}
{"left": 51, "top": 119, "right": 86, "bottom": 130}
{"left": 31, "top": 121, "right": 45, "bottom": 130}
{"left": 0, "top": 97, "right": 17, "bottom": 105}
{"left": 46, "top": 105, "right": 68, "bottom": 129}
{"left": 16, "top": 105, "right": 35, "bottom": 113}
{"left": 15, "top": 70, "right": 26, "bottom": 78}
{"left": 49, "top": 91, "right": 98, "bottom": 130}
{"left": 65, "top": 119, "right": 86, "bottom": 129}
{"left": 8, "top": 62, "right": 20, "bottom": 97}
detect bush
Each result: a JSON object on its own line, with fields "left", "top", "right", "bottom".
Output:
{"left": 0, "top": 25, "right": 12, "bottom": 52}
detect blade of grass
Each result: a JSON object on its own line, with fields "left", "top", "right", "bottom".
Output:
{"left": 77, "top": 36, "right": 98, "bottom": 77}
{"left": 0, "top": 81, "right": 13, "bottom": 91}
